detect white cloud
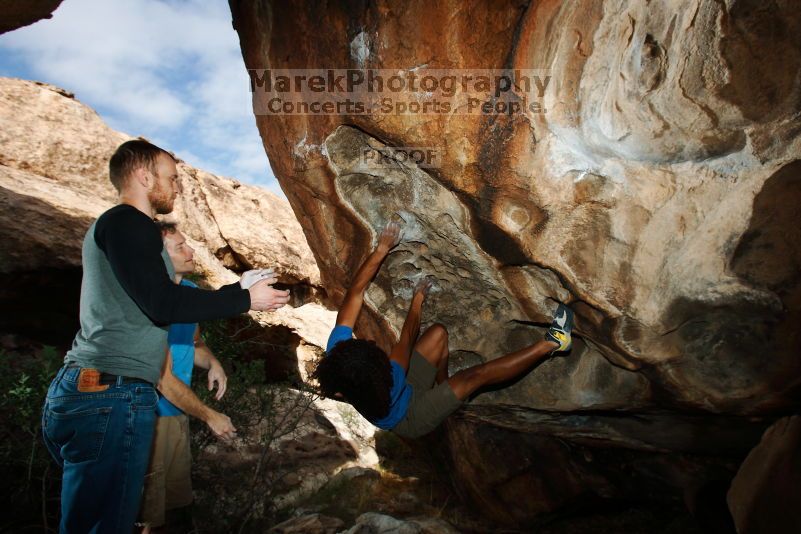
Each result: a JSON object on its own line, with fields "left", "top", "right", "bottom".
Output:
{"left": 0, "top": 0, "right": 282, "bottom": 195}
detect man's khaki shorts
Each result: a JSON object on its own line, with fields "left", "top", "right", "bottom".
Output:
{"left": 392, "top": 351, "right": 463, "bottom": 439}
{"left": 139, "top": 414, "right": 193, "bottom": 527}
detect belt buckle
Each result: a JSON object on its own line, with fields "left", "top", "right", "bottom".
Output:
{"left": 77, "top": 368, "right": 110, "bottom": 393}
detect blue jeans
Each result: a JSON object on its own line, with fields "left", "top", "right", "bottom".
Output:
{"left": 42, "top": 365, "right": 158, "bottom": 533}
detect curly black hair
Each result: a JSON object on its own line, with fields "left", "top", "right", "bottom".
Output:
{"left": 312, "top": 339, "right": 393, "bottom": 421}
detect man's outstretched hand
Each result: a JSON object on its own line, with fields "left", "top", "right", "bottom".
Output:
{"left": 248, "top": 278, "right": 290, "bottom": 311}
{"left": 240, "top": 268, "right": 275, "bottom": 289}
{"left": 377, "top": 221, "right": 402, "bottom": 254}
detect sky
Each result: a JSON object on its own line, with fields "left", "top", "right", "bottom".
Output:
{"left": 0, "top": 0, "right": 283, "bottom": 196}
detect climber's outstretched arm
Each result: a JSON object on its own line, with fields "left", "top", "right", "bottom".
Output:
{"left": 335, "top": 221, "right": 401, "bottom": 328}
{"left": 389, "top": 278, "right": 432, "bottom": 371}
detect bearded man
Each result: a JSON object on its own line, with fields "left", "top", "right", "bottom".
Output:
{"left": 41, "top": 139, "right": 289, "bottom": 533}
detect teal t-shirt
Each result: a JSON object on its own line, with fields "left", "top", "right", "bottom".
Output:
{"left": 326, "top": 325, "right": 412, "bottom": 430}
{"left": 157, "top": 279, "right": 198, "bottom": 417}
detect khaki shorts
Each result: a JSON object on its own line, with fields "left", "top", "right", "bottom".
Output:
{"left": 392, "top": 351, "right": 463, "bottom": 438}
{"left": 139, "top": 415, "right": 193, "bottom": 527}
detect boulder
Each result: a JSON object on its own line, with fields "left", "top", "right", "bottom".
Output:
{"left": 228, "top": 1, "right": 801, "bottom": 523}
{"left": 0, "top": 77, "right": 320, "bottom": 286}
{"left": 192, "top": 387, "right": 380, "bottom": 526}
{"left": 438, "top": 406, "right": 770, "bottom": 527}
{"left": 229, "top": 0, "right": 801, "bottom": 414}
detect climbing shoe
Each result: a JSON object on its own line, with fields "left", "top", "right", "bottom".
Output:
{"left": 545, "top": 303, "right": 574, "bottom": 352}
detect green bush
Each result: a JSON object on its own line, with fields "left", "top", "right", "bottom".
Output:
{"left": 0, "top": 345, "right": 64, "bottom": 532}
{"left": 189, "top": 317, "right": 320, "bottom": 532}
{"left": 0, "top": 316, "right": 318, "bottom": 532}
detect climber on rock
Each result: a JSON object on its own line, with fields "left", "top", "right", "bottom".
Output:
{"left": 313, "top": 221, "right": 574, "bottom": 438}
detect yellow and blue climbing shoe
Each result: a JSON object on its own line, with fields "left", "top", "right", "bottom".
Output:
{"left": 545, "top": 303, "right": 574, "bottom": 353}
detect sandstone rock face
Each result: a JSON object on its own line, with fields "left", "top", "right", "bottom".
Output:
{"left": 269, "top": 513, "right": 345, "bottom": 534}
{"left": 230, "top": 0, "right": 801, "bottom": 415}
{"left": 437, "top": 406, "right": 767, "bottom": 526}
{"left": 342, "top": 512, "right": 459, "bottom": 534}
{"left": 326, "top": 126, "right": 654, "bottom": 411}
{"left": 0, "top": 0, "right": 62, "bottom": 35}
{"left": 0, "top": 77, "right": 329, "bottom": 351}
{"left": 230, "top": 0, "right": 800, "bottom": 524}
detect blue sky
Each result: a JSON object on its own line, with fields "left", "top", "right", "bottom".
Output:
{"left": 0, "top": 0, "right": 283, "bottom": 196}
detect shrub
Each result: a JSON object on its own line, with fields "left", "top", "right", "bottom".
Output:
{"left": 189, "top": 317, "right": 320, "bottom": 532}
{"left": 0, "top": 315, "right": 319, "bottom": 532}
{"left": 0, "top": 345, "right": 63, "bottom": 532}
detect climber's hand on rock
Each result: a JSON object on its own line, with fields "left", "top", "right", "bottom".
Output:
{"left": 240, "top": 268, "right": 276, "bottom": 289}
{"left": 414, "top": 277, "right": 433, "bottom": 300}
{"left": 377, "top": 221, "right": 401, "bottom": 254}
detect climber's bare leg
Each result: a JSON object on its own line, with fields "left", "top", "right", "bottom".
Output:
{"left": 413, "top": 323, "right": 450, "bottom": 384}
{"left": 447, "top": 339, "right": 558, "bottom": 401}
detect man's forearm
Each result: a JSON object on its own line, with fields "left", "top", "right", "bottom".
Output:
{"left": 100, "top": 216, "right": 250, "bottom": 324}
{"left": 158, "top": 373, "right": 213, "bottom": 422}
{"left": 193, "top": 343, "right": 217, "bottom": 370}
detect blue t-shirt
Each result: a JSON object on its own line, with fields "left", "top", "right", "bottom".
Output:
{"left": 157, "top": 279, "right": 199, "bottom": 417}
{"left": 326, "top": 325, "right": 412, "bottom": 430}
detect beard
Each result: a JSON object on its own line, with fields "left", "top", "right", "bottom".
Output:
{"left": 149, "top": 181, "right": 175, "bottom": 215}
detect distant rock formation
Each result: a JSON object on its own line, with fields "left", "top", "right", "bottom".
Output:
{"left": 0, "top": 76, "right": 332, "bottom": 358}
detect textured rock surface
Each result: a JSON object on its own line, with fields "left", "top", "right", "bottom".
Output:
{"left": 0, "top": 0, "right": 62, "bottom": 35}
{"left": 326, "top": 126, "right": 654, "bottom": 411}
{"left": 270, "top": 511, "right": 459, "bottom": 534}
{"left": 229, "top": 0, "right": 800, "bottom": 524}
{"left": 727, "top": 416, "right": 801, "bottom": 534}
{"left": 190, "top": 384, "right": 388, "bottom": 530}
{"left": 269, "top": 513, "right": 345, "bottom": 534}
{"left": 230, "top": 0, "right": 801, "bottom": 415}
{"left": 343, "top": 512, "right": 459, "bottom": 534}
{"left": 0, "top": 77, "right": 330, "bottom": 354}
{"left": 436, "top": 406, "right": 769, "bottom": 526}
